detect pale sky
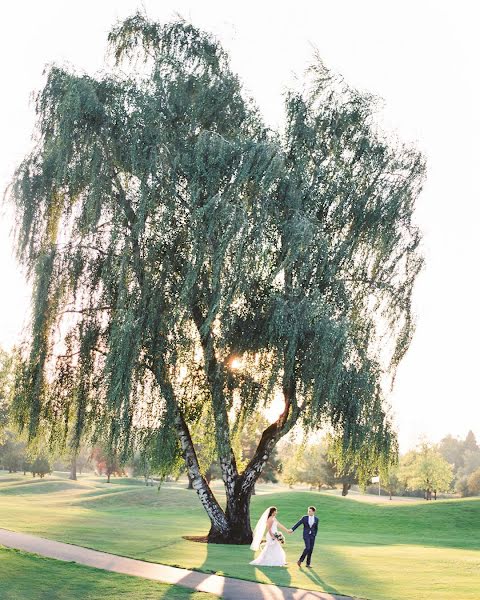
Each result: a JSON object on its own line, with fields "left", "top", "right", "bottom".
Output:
{"left": 0, "top": 0, "right": 479, "bottom": 452}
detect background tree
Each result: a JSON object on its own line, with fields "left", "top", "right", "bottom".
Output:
{"left": 384, "top": 465, "right": 402, "bottom": 500}
{"left": 130, "top": 451, "right": 154, "bottom": 485}
{"left": 438, "top": 431, "right": 480, "bottom": 496}
{"left": 279, "top": 442, "right": 304, "bottom": 488}
{"left": 467, "top": 468, "right": 480, "bottom": 496}
{"left": 91, "top": 446, "right": 123, "bottom": 482}
{"left": 8, "top": 14, "right": 424, "bottom": 543}
{"left": 301, "top": 442, "right": 337, "bottom": 490}
{"left": 438, "top": 435, "right": 464, "bottom": 473}
{"left": 400, "top": 442, "right": 453, "bottom": 500}
{"left": 463, "top": 431, "right": 478, "bottom": 453}
{"left": 68, "top": 447, "right": 78, "bottom": 481}
{"left": 0, "top": 430, "right": 26, "bottom": 473}
{"left": 75, "top": 446, "right": 93, "bottom": 475}
{"left": 21, "top": 455, "right": 32, "bottom": 475}
{"left": 460, "top": 449, "right": 480, "bottom": 479}
{"left": 239, "top": 413, "right": 281, "bottom": 484}
{"left": 31, "top": 454, "right": 51, "bottom": 478}
{"left": 328, "top": 432, "right": 396, "bottom": 496}
{"left": 65, "top": 439, "right": 95, "bottom": 480}
{"left": 456, "top": 448, "right": 480, "bottom": 496}
{"left": 278, "top": 438, "right": 338, "bottom": 490}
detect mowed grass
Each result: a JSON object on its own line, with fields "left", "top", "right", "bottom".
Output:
{"left": 0, "top": 471, "right": 479, "bottom": 600}
{"left": 0, "top": 546, "right": 217, "bottom": 600}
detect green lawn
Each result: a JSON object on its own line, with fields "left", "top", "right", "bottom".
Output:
{"left": 0, "top": 545, "right": 216, "bottom": 600}
{"left": 1, "top": 471, "right": 479, "bottom": 600}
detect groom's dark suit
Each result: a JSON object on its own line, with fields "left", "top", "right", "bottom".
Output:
{"left": 291, "top": 515, "right": 319, "bottom": 566}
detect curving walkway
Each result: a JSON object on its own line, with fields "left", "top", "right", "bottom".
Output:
{"left": 0, "top": 528, "right": 357, "bottom": 600}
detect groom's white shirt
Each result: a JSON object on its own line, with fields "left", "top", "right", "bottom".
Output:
{"left": 308, "top": 515, "right": 314, "bottom": 527}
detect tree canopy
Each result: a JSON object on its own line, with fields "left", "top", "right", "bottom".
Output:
{"left": 8, "top": 13, "right": 425, "bottom": 542}
{"left": 400, "top": 442, "right": 453, "bottom": 499}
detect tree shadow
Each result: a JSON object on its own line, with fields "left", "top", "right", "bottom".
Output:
{"left": 0, "top": 546, "right": 209, "bottom": 600}
{"left": 310, "top": 543, "right": 390, "bottom": 599}
{"left": 298, "top": 564, "right": 341, "bottom": 597}
{"left": 157, "top": 538, "right": 356, "bottom": 600}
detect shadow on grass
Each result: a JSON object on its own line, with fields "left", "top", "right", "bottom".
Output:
{"left": 157, "top": 537, "right": 358, "bottom": 600}
{"left": 0, "top": 546, "right": 209, "bottom": 600}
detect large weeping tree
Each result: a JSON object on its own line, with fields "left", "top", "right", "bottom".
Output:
{"left": 8, "top": 14, "right": 425, "bottom": 543}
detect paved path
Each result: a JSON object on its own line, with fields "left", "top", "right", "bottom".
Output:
{"left": 0, "top": 528, "right": 356, "bottom": 600}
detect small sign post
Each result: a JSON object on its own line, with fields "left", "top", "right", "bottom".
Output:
{"left": 371, "top": 475, "right": 380, "bottom": 496}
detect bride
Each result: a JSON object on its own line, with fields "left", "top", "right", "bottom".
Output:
{"left": 249, "top": 506, "right": 288, "bottom": 567}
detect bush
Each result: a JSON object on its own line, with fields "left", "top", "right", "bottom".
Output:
{"left": 31, "top": 456, "right": 51, "bottom": 478}
{"left": 467, "top": 468, "right": 480, "bottom": 496}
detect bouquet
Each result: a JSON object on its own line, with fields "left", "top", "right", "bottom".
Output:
{"left": 274, "top": 532, "right": 285, "bottom": 544}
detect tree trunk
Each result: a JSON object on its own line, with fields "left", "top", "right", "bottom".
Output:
{"left": 152, "top": 358, "right": 232, "bottom": 540}
{"left": 208, "top": 479, "right": 254, "bottom": 544}
{"left": 342, "top": 482, "right": 351, "bottom": 496}
{"left": 69, "top": 455, "right": 77, "bottom": 481}
{"left": 209, "top": 368, "right": 297, "bottom": 544}
{"left": 151, "top": 345, "right": 292, "bottom": 545}
{"left": 107, "top": 472, "right": 111, "bottom": 483}
{"left": 187, "top": 474, "right": 194, "bottom": 489}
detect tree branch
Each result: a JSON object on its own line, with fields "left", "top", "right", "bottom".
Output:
{"left": 148, "top": 355, "right": 228, "bottom": 532}
{"left": 191, "top": 300, "right": 239, "bottom": 497}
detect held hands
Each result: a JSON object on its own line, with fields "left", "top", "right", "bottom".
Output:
{"left": 287, "top": 529, "right": 293, "bottom": 534}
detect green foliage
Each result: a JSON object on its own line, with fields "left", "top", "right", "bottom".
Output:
{"left": 7, "top": 12, "right": 424, "bottom": 525}
{"left": 384, "top": 465, "right": 402, "bottom": 498}
{"left": 400, "top": 442, "right": 453, "bottom": 497}
{"left": 237, "top": 413, "right": 281, "bottom": 482}
{"left": 0, "top": 431, "right": 57, "bottom": 479}
{"left": 190, "top": 405, "right": 217, "bottom": 477}
{"left": 438, "top": 431, "right": 480, "bottom": 495}
{"left": 466, "top": 468, "right": 480, "bottom": 496}
{"left": 0, "top": 429, "right": 27, "bottom": 472}
{"left": 279, "top": 441, "right": 304, "bottom": 487}
{"left": 279, "top": 439, "right": 336, "bottom": 489}
{"left": 31, "top": 454, "right": 51, "bottom": 478}
{"left": 438, "top": 434, "right": 465, "bottom": 472}
{"left": 464, "top": 430, "right": 478, "bottom": 452}
{"left": 327, "top": 426, "right": 398, "bottom": 491}
{"left": 0, "top": 348, "right": 16, "bottom": 440}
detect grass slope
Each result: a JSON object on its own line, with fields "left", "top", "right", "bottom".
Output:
{"left": 1, "top": 472, "right": 479, "bottom": 600}
{"left": 0, "top": 546, "right": 216, "bottom": 600}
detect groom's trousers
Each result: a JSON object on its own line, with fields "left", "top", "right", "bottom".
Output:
{"left": 299, "top": 534, "right": 316, "bottom": 566}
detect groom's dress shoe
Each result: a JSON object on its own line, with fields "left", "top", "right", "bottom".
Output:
{"left": 306, "top": 564, "right": 312, "bottom": 568}
{"left": 296, "top": 560, "right": 302, "bottom": 567}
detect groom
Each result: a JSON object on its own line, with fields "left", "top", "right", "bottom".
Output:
{"left": 288, "top": 506, "right": 318, "bottom": 568}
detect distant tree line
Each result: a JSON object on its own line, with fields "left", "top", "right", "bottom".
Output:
{"left": 277, "top": 431, "right": 480, "bottom": 500}
{"left": 438, "top": 431, "right": 480, "bottom": 496}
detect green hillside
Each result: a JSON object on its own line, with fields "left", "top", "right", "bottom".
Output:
{"left": 1, "top": 472, "right": 479, "bottom": 600}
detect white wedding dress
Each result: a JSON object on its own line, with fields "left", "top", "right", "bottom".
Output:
{"left": 249, "top": 518, "right": 287, "bottom": 567}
